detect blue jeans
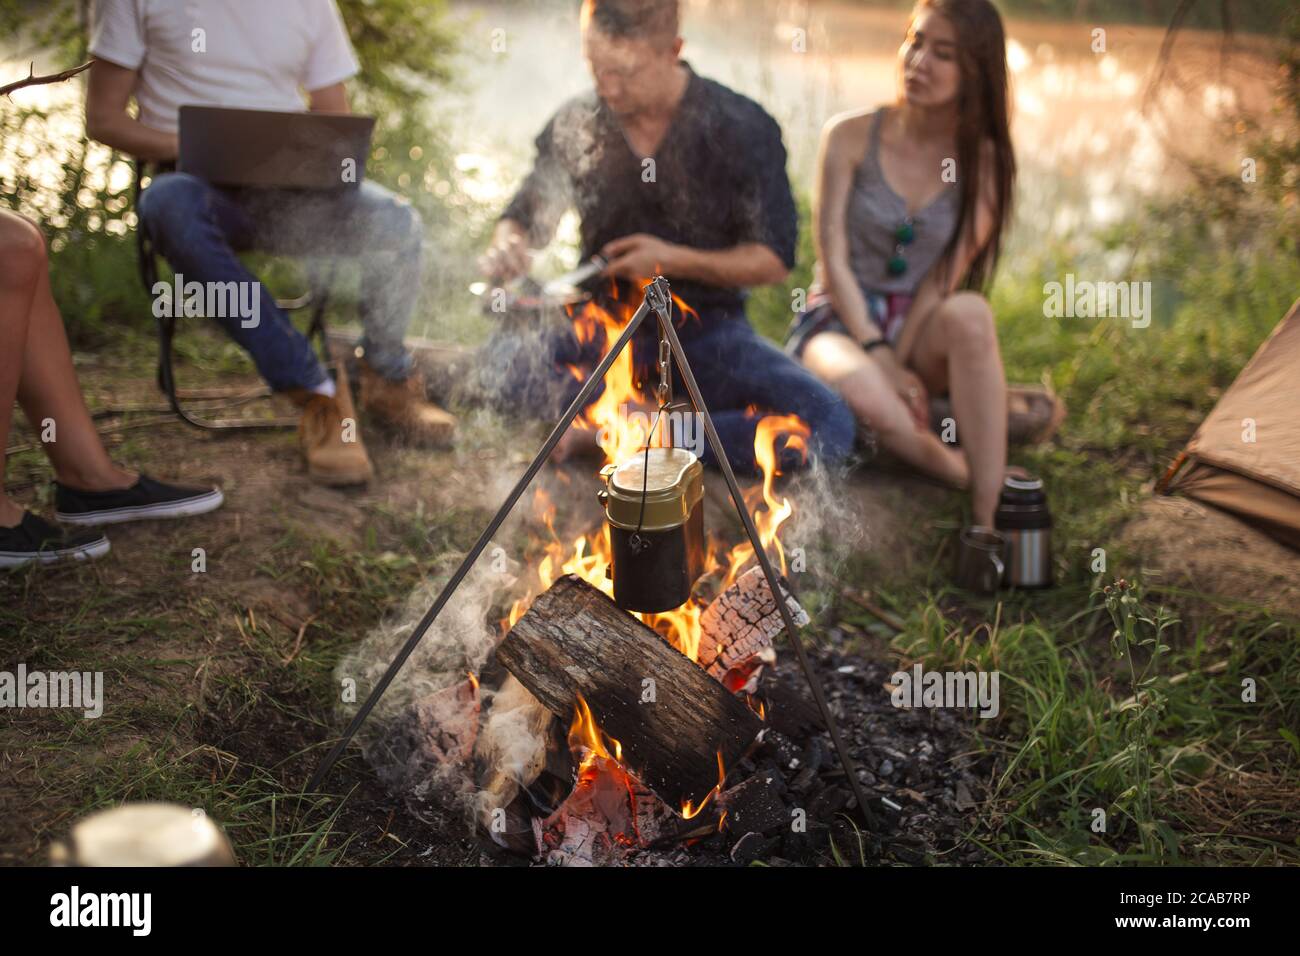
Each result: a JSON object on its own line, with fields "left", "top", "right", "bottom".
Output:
{"left": 484, "top": 306, "right": 855, "bottom": 475}
{"left": 138, "top": 173, "right": 423, "bottom": 390}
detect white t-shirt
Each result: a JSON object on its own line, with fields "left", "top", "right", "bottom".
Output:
{"left": 90, "top": 0, "right": 360, "bottom": 134}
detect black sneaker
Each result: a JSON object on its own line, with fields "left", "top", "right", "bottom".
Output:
{"left": 54, "top": 475, "right": 224, "bottom": 527}
{"left": 0, "top": 512, "right": 110, "bottom": 569}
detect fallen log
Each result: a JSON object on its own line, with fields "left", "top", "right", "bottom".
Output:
{"left": 496, "top": 575, "right": 764, "bottom": 810}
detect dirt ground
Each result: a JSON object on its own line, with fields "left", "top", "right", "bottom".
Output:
{"left": 1120, "top": 495, "right": 1300, "bottom": 620}
{"left": 7, "top": 337, "right": 1295, "bottom": 865}
{"left": 0, "top": 347, "right": 957, "bottom": 864}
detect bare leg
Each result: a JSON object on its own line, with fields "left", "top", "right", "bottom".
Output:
{"left": 909, "top": 292, "right": 1008, "bottom": 528}
{"left": 0, "top": 212, "right": 133, "bottom": 518}
{"left": 800, "top": 331, "right": 970, "bottom": 487}
{"left": 0, "top": 214, "right": 43, "bottom": 527}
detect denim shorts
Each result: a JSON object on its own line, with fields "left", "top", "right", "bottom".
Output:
{"left": 785, "top": 289, "right": 912, "bottom": 359}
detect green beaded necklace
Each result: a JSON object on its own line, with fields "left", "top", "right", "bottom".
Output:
{"left": 886, "top": 217, "right": 915, "bottom": 277}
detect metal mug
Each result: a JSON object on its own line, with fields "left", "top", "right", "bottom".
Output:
{"left": 955, "top": 526, "right": 1007, "bottom": 594}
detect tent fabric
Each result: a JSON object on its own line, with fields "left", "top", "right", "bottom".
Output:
{"left": 1168, "top": 460, "right": 1300, "bottom": 550}
{"left": 1163, "top": 299, "right": 1300, "bottom": 550}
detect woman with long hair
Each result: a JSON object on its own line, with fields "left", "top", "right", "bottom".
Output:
{"left": 788, "top": 0, "right": 1031, "bottom": 568}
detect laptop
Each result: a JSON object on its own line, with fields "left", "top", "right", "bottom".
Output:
{"left": 178, "top": 105, "right": 375, "bottom": 190}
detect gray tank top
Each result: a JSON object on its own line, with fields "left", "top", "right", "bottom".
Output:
{"left": 839, "top": 108, "right": 959, "bottom": 296}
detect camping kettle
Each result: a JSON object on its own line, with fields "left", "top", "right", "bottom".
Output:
{"left": 598, "top": 447, "right": 705, "bottom": 613}
{"left": 995, "top": 474, "right": 1053, "bottom": 588}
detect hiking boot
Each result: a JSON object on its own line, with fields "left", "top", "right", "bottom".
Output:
{"left": 0, "top": 512, "right": 110, "bottom": 569}
{"left": 292, "top": 377, "right": 375, "bottom": 486}
{"left": 357, "top": 360, "right": 456, "bottom": 448}
{"left": 55, "top": 475, "right": 224, "bottom": 526}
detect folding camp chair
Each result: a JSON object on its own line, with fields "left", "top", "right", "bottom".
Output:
{"left": 133, "top": 161, "right": 337, "bottom": 430}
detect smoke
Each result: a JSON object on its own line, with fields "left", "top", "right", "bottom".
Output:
{"left": 782, "top": 456, "right": 871, "bottom": 608}
{"left": 333, "top": 428, "right": 610, "bottom": 831}
{"left": 453, "top": 313, "right": 585, "bottom": 418}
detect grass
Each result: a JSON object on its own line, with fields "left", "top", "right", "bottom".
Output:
{"left": 0, "top": 437, "right": 485, "bottom": 863}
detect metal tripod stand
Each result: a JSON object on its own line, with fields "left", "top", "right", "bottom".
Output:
{"left": 307, "top": 277, "right": 875, "bottom": 830}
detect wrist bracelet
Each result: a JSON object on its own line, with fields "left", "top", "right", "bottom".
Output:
{"left": 860, "top": 338, "right": 891, "bottom": 353}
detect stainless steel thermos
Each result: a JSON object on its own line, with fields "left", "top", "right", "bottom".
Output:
{"left": 995, "top": 474, "right": 1053, "bottom": 588}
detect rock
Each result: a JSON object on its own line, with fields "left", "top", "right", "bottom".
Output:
{"left": 809, "top": 786, "right": 851, "bottom": 821}
{"left": 954, "top": 781, "right": 976, "bottom": 811}
{"left": 721, "top": 772, "right": 789, "bottom": 836}
{"left": 791, "top": 766, "right": 818, "bottom": 794}
{"left": 800, "top": 737, "right": 825, "bottom": 775}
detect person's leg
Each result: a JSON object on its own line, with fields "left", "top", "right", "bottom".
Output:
{"left": 0, "top": 212, "right": 47, "bottom": 527}
{"left": 907, "top": 291, "right": 1007, "bottom": 527}
{"left": 249, "top": 181, "right": 455, "bottom": 445}
{"left": 800, "top": 330, "right": 969, "bottom": 487}
{"left": 0, "top": 212, "right": 131, "bottom": 504}
{"left": 10, "top": 218, "right": 134, "bottom": 493}
{"left": 249, "top": 180, "right": 421, "bottom": 377}
{"left": 349, "top": 182, "right": 423, "bottom": 380}
{"left": 138, "top": 173, "right": 329, "bottom": 392}
{"left": 677, "top": 317, "right": 856, "bottom": 475}
{"left": 0, "top": 211, "right": 223, "bottom": 544}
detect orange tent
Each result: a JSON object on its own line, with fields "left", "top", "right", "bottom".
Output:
{"left": 1159, "top": 299, "right": 1300, "bottom": 550}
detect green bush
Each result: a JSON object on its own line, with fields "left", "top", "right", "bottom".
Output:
{"left": 0, "top": 0, "right": 467, "bottom": 346}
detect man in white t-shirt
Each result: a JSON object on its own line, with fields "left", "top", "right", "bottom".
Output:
{"left": 85, "top": 0, "right": 455, "bottom": 487}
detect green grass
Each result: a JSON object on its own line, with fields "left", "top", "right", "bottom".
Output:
{"left": 863, "top": 581, "right": 1300, "bottom": 865}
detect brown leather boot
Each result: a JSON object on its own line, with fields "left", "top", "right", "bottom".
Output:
{"left": 289, "top": 367, "right": 375, "bottom": 486}
{"left": 357, "top": 360, "right": 456, "bottom": 448}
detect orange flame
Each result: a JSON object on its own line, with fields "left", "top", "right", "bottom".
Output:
{"left": 504, "top": 289, "right": 803, "bottom": 820}
{"left": 504, "top": 290, "right": 807, "bottom": 636}
{"left": 726, "top": 413, "right": 809, "bottom": 581}
{"left": 569, "top": 692, "right": 623, "bottom": 768}
{"left": 681, "top": 750, "right": 727, "bottom": 819}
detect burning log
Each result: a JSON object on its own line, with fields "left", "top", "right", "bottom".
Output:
{"left": 698, "top": 566, "right": 809, "bottom": 690}
{"left": 533, "top": 756, "right": 680, "bottom": 865}
{"left": 496, "top": 575, "right": 764, "bottom": 810}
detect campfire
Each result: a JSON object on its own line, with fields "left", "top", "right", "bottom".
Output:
{"left": 496, "top": 293, "right": 818, "bottom": 863}
{"left": 360, "top": 286, "right": 836, "bottom": 866}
